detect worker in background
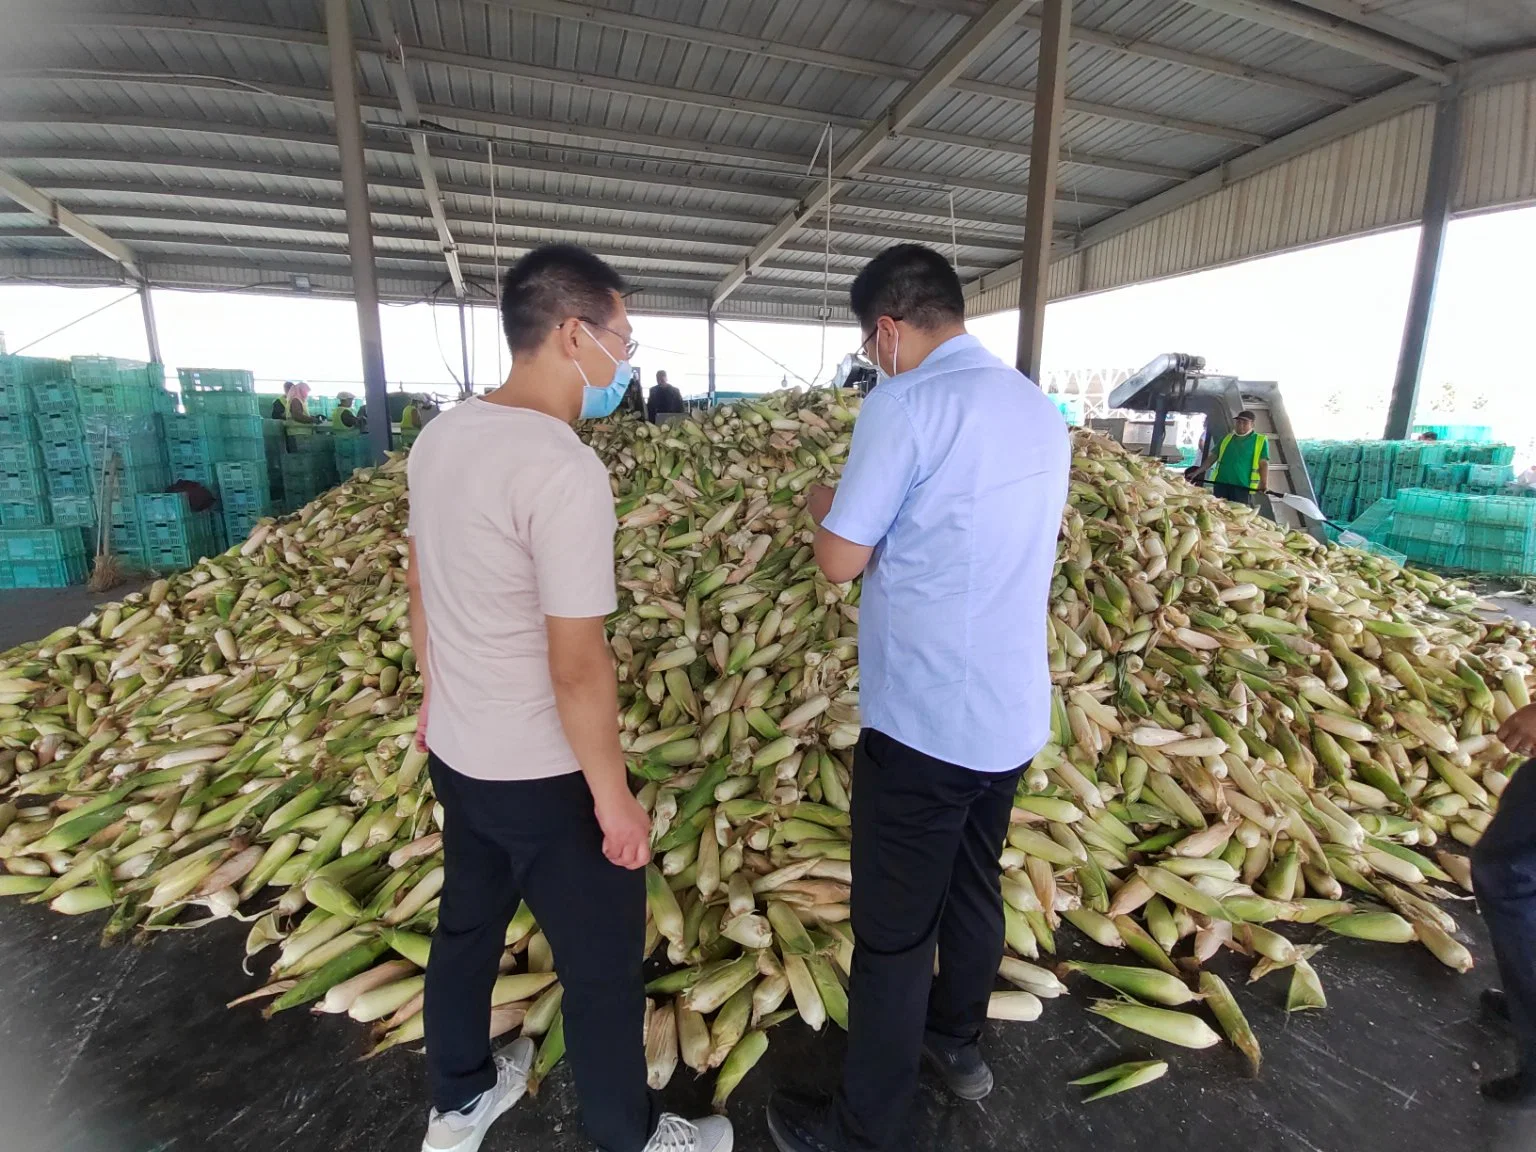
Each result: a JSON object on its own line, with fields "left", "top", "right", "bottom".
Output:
{"left": 646, "top": 369, "right": 684, "bottom": 423}
{"left": 1421, "top": 430, "right": 1441, "bottom": 442}
{"left": 285, "top": 381, "right": 316, "bottom": 424}
{"left": 401, "top": 395, "right": 423, "bottom": 432}
{"left": 766, "top": 245, "right": 1070, "bottom": 1152}
{"left": 331, "top": 391, "right": 360, "bottom": 430}
{"left": 1474, "top": 704, "right": 1536, "bottom": 1109}
{"left": 406, "top": 244, "right": 731, "bottom": 1152}
{"left": 271, "top": 381, "right": 294, "bottom": 420}
{"left": 620, "top": 371, "right": 645, "bottom": 418}
{"left": 1188, "top": 409, "right": 1268, "bottom": 505}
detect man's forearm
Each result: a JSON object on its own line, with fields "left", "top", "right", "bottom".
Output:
{"left": 407, "top": 582, "right": 431, "bottom": 698}
{"left": 553, "top": 666, "right": 630, "bottom": 806}
{"left": 1258, "top": 464, "right": 1270, "bottom": 491}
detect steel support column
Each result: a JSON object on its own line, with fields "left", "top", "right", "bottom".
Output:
{"left": 326, "top": 0, "right": 390, "bottom": 462}
{"left": 1015, "top": 0, "right": 1072, "bottom": 382}
{"left": 1385, "top": 91, "right": 1461, "bottom": 441}
{"left": 138, "top": 281, "right": 162, "bottom": 364}
{"left": 707, "top": 312, "right": 717, "bottom": 405}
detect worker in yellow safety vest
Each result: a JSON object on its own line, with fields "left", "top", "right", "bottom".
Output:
{"left": 285, "top": 381, "right": 316, "bottom": 424}
{"left": 330, "top": 391, "right": 360, "bottom": 430}
{"left": 400, "top": 397, "right": 421, "bottom": 431}
{"left": 1189, "top": 409, "right": 1269, "bottom": 507}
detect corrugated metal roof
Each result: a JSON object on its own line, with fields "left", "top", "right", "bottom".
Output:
{"left": 0, "top": 0, "right": 1532, "bottom": 318}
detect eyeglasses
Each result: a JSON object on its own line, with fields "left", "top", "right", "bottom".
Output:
{"left": 579, "top": 318, "right": 639, "bottom": 359}
{"left": 857, "top": 316, "right": 903, "bottom": 359}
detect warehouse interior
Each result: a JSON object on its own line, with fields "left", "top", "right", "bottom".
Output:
{"left": 3, "top": 2, "right": 1536, "bottom": 1151}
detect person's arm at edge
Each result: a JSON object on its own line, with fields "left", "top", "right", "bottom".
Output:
{"left": 406, "top": 540, "right": 432, "bottom": 754}
{"left": 807, "top": 486, "right": 874, "bottom": 584}
{"left": 547, "top": 615, "right": 651, "bottom": 869}
{"left": 1258, "top": 439, "right": 1271, "bottom": 492}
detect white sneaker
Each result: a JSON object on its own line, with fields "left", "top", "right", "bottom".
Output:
{"left": 642, "top": 1112, "right": 735, "bottom": 1152}
{"left": 421, "top": 1037, "right": 537, "bottom": 1152}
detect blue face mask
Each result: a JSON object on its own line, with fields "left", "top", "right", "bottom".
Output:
{"left": 577, "top": 324, "right": 631, "bottom": 420}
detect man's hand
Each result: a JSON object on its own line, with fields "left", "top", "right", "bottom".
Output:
{"left": 595, "top": 789, "right": 652, "bottom": 870}
{"left": 807, "top": 484, "right": 836, "bottom": 526}
{"left": 414, "top": 686, "right": 430, "bottom": 753}
{"left": 1498, "top": 704, "right": 1536, "bottom": 756}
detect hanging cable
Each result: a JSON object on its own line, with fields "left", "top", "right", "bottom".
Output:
{"left": 11, "top": 289, "right": 140, "bottom": 355}
{"left": 714, "top": 319, "right": 815, "bottom": 389}
{"left": 489, "top": 139, "right": 502, "bottom": 385}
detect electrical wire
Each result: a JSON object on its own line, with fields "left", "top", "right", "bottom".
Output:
{"left": 713, "top": 319, "right": 815, "bottom": 388}
{"left": 10, "top": 289, "right": 140, "bottom": 354}
{"left": 490, "top": 139, "right": 502, "bottom": 386}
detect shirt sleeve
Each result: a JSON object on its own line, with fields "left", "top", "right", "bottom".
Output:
{"left": 1259, "top": 436, "right": 1271, "bottom": 461}
{"left": 821, "top": 391, "right": 921, "bottom": 548}
{"left": 532, "top": 455, "right": 619, "bottom": 618}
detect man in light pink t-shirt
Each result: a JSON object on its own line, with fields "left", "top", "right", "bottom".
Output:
{"left": 406, "top": 245, "right": 732, "bottom": 1152}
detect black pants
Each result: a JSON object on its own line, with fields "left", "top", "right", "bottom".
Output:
{"left": 836, "top": 730, "right": 1024, "bottom": 1151}
{"left": 1473, "top": 759, "right": 1536, "bottom": 1070}
{"left": 425, "top": 756, "right": 655, "bottom": 1151}
{"left": 1212, "top": 482, "right": 1254, "bottom": 506}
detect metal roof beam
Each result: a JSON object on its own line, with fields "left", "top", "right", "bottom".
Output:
{"left": 1178, "top": 0, "right": 1452, "bottom": 80}
{"left": 949, "top": 79, "right": 1270, "bottom": 145}
{"left": 0, "top": 166, "right": 141, "bottom": 279}
{"left": 898, "top": 126, "right": 1193, "bottom": 180}
{"left": 0, "top": 147, "right": 1058, "bottom": 239}
{"left": 489, "top": 0, "right": 1357, "bottom": 103}
{"left": 711, "top": 0, "right": 1040, "bottom": 309}
{"left": 369, "top": 0, "right": 462, "bottom": 295}
{"left": 13, "top": 180, "right": 1029, "bottom": 254}
{"left": 1282, "top": 1, "right": 1467, "bottom": 60}
{"left": 0, "top": 64, "right": 1199, "bottom": 191}
{"left": 864, "top": 165, "right": 1132, "bottom": 209}
{"left": 480, "top": 0, "right": 921, "bottom": 82}
{"left": 0, "top": 113, "right": 806, "bottom": 207}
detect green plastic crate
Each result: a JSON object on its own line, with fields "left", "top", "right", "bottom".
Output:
{"left": 183, "top": 390, "right": 264, "bottom": 417}
{"left": 1470, "top": 497, "right": 1536, "bottom": 530}
{"left": 75, "top": 380, "right": 166, "bottom": 415}
{"left": 215, "top": 461, "right": 272, "bottom": 512}
{"left": 1464, "top": 546, "right": 1536, "bottom": 577}
{"left": 33, "top": 409, "right": 83, "bottom": 441}
{"left": 170, "top": 460, "right": 218, "bottom": 491}
{"left": 0, "top": 441, "right": 42, "bottom": 472}
{"left": 1391, "top": 514, "right": 1467, "bottom": 547}
{"left": 1466, "top": 523, "right": 1536, "bottom": 552}
{"left": 0, "top": 527, "right": 87, "bottom": 564}
{"left": 44, "top": 467, "right": 94, "bottom": 498}
{"left": 49, "top": 493, "right": 96, "bottom": 528}
{"left": 83, "top": 414, "right": 167, "bottom": 475}
{"left": 0, "top": 497, "right": 50, "bottom": 527}
{"left": 222, "top": 506, "right": 266, "bottom": 546}
{"left": 1395, "top": 488, "right": 1470, "bottom": 520}
{"left": 0, "top": 553, "right": 89, "bottom": 588}
{"left": 0, "top": 468, "right": 47, "bottom": 502}
{"left": 334, "top": 434, "right": 373, "bottom": 477}
{"left": 28, "top": 379, "right": 78, "bottom": 415}
{"left": 38, "top": 437, "right": 88, "bottom": 472}
{"left": 178, "top": 368, "right": 255, "bottom": 394}
{"left": 0, "top": 412, "right": 34, "bottom": 443}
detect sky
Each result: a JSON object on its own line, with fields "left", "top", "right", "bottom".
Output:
{"left": 1, "top": 204, "right": 1532, "bottom": 449}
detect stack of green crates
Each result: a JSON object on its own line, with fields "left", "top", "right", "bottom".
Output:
{"left": 0, "top": 355, "right": 73, "bottom": 530}
{"left": 0, "top": 525, "right": 90, "bottom": 589}
{"left": 280, "top": 425, "right": 339, "bottom": 512}
{"left": 334, "top": 432, "right": 373, "bottom": 478}
{"left": 1388, "top": 489, "right": 1470, "bottom": 569}
{"left": 136, "top": 492, "right": 219, "bottom": 570}
{"left": 1465, "top": 496, "right": 1536, "bottom": 577}
{"left": 216, "top": 460, "right": 272, "bottom": 547}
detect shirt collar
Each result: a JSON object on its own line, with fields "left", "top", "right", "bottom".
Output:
{"left": 915, "top": 332, "right": 981, "bottom": 372}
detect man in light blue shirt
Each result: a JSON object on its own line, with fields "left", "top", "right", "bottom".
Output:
{"left": 767, "top": 246, "right": 1070, "bottom": 1152}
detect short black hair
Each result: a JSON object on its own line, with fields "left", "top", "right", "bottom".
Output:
{"left": 500, "top": 244, "right": 626, "bottom": 355}
{"left": 849, "top": 244, "right": 965, "bottom": 332}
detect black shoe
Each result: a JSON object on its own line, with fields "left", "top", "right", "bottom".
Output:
{"left": 766, "top": 1091, "right": 844, "bottom": 1152}
{"left": 921, "top": 1039, "right": 994, "bottom": 1102}
{"left": 1482, "top": 989, "right": 1512, "bottom": 1025}
{"left": 1481, "top": 1069, "right": 1536, "bottom": 1109}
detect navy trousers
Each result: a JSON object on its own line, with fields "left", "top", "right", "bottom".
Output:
{"left": 1473, "top": 758, "right": 1536, "bottom": 1069}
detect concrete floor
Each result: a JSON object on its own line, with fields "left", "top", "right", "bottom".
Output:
{"left": 2, "top": 585, "right": 1535, "bottom": 1152}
